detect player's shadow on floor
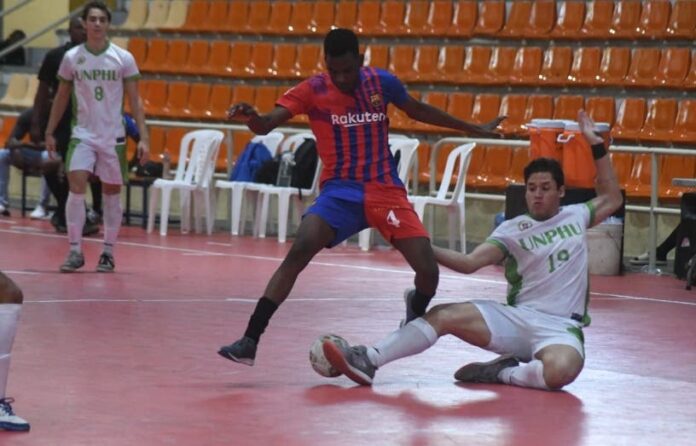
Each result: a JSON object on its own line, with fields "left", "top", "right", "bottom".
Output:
{"left": 305, "top": 383, "right": 586, "bottom": 446}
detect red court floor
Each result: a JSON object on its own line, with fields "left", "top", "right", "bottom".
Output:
{"left": 0, "top": 216, "right": 695, "bottom": 446}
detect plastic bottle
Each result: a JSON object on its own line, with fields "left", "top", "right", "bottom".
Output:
{"left": 276, "top": 151, "right": 294, "bottom": 186}
{"left": 162, "top": 151, "right": 171, "bottom": 179}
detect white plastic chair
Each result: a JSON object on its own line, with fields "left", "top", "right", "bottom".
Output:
{"left": 408, "top": 142, "right": 476, "bottom": 253}
{"left": 147, "top": 129, "right": 224, "bottom": 236}
{"left": 358, "top": 137, "right": 421, "bottom": 251}
{"left": 214, "top": 131, "right": 284, "bottom": 235}
{"left": 248, "top": 133, "right": 320, "bottom": 243}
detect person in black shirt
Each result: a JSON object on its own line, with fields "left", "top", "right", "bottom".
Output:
{"left": 0, "top": 30, "right": 26, "bottom": 66}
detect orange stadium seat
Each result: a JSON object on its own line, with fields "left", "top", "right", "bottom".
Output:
{"left": 178, "top": 0, "right": 209, "bottom": 33}
{"left": 609, "top": 152, "right": 633, "bottom": 190}
{"left": 205, "top": 84, "right": 232, "bottom": 121}
{"left": 364, "top": 45, "right": 389, "bottom": 70}
{"left": 553, "top": 95, "right": 585, "bottom": 120}
{"left": 660, "top": 155, "right": 696, "bottom": 200}
{"left": 140, "top": 38, "right": 168, "bottom": 73}
{"left": 510, "top": 46, "right": 543, "bottom": 85}
{"left": 417, "top": 92, "right": 449, "bottom": 132}
{"left": 524, "top": 95, "right": 555, "bottom": 122}
{"left": 288, "top": 1, "right": 314, "bottom": 35}
{"left": 182, "top": 83, "right": 211, "bottom": 120}
{"left": 464, "top": 145, "right": 488, "bottom": 188}
{"left": 436, "top": 46, "right": 465, "bottom": 84}
{"left": 624, "top": 48, "right": 662, "bottom": 87}
{"left": 388, "top": 46, "right": 416, "bottom": 81}
{"left": 0, "top": 116, "right": 18, "bottom": 146}
{"left": 506, "top": 147, "right": 531, "bottom": 185}
{"left": 609, "top": 0, "right": 643, "bottom": 38}
{"left": 403, "top": 1, "right": 430, "bottom": 35}
{"left": 485, "top": 46, "right": 518, "bottom": 85}
{"left": 125, "top": 79, "right": 149, "bottom": 115}
{"left": 597, "top": 47, "right": 631, "bottom": 86}
{"left": 666, "top": 0, "right": 696, "bottom": 38}
{"left": 549, "top": 1, "right": 586, "bottom": 39}
{"left": 446, "top": 1, "right": 476, "bottom": 37}
{"left": 243, "top": 1, "right": 271, "bottom": 34}
{"left": 255, "top": 86, "right": 279, "bottom": 114}
{"left": 585, "top": 96, "right": 616, "bottom": 125}
{"left": 638, "top": 0, "right": 671, "bottom": 38}
{"left": 415, "top": 141, "right": 432, "bottom": 188}
{"left": 473, "top": 0, "right": 505, "bottom": 36}
{"left": 580, "top": 0, "right": 615, "bottom": 39}
{"left": 471, "top": 94, "right": 502, "bottom": 124}
{"left": 654, "top": 47, "right": 691, "bottom": 88}
{"left": 147, "top": 127, "right": 167, "bottom": 160}
{"left": 685, "top": 50, "right": 696, "bottom": 89}
{"left": 499, "top": 1, "right": 532, "bottom": 38}
{"left": 127, "top": 37, "right": 147, "bottom": 67}
{"left": 624, "top": 153, "right": 654, "bottom": 199}
{"left": 611, "top": 98, "right": 646, "bottom": 141}
{"left": 498, "top": 94, "right": 529, "bottom": 136}
{"left": 310, "top": 1, "right": 335, "bottom": 35}
{"left": 425, "top": 0, "right": 453, "bottom": 37}
{"left": 639, "top": 98, "right": 678, "bottom": 143}
{"left": 567, "top": 47, "right": 602, "bottom": 86}
{"left": 220, "top": 1, "right": 249, "bottom": 33}
{"left": 159, "top": 39, "right": 189, "bottom": 75}
{"left": 270, "top": 43, "right": 297, "bottom": 79}
{"left": 334, "top": 1, "right": 358, "bottom": 31}
{"left": 476, "top": 146, "right": 514, "bottom": 190}
{"left": 355, "top": 1, "right": 381, "bottom": 35}
{"left": 538, "top": 46, "right": 573, "bottom": 86}
{"left": 158, "top": 0, "right": 188, "bottom": 30}
{"left": 265, "top": 1, "right": 292, "bottom": 35}
{"left": 179, "top": 40, "right": 209, "bottom": 76}
{"left": 377, "top": 1, "right": 407, "bottom": 36}
{"left": 409, "top": 45, "right": 440, "bottom": 83}
{"left": 141, "top": 0, "right": 170, "bottom": 30}
{"left": 232, "top": 85, "right": 256, "bottom": 107}
{"left": 294, "top": 44, "right": 322, "bottom": 78}
{"left": 160, "top": 82, "right": 190, "bottom": 118}
{"left": 446, "top": 92, "right": 474, "bottom": 122}
{"left": 204, "top": 41, "right": 232, "bottom": 77}
{"left": 522, "top": 0, "right": 557, "bottom": 38}
{"left": 246, "top": 42, "right": 274, "bottom": 78}
{"left": 205, "top": 1, "right": 229, "bottom": 33}
{"left": 673, "top": 100, "right": 696, "bottom": 144}
{"left": 461, "top": 46, "right": 492, "bottom": 85}
{"left": 163, "top": 127, "right": 188, "bottom": 166}
{"left": 142, "top": 80, "right": 167, "bottom": 116}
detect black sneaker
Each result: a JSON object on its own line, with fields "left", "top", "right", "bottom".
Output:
{"left": 96, "top": 252, "right": 115, "bottom": 273}
{"left": 0, "top": 398, "right": 30, "bottom": 432}
{"left": 322, "top": 341, "right": 376, "bottom": 385}
{"left": 83, "top": 220, "right": 100, "bottom": 236}
{"left": 218, "top": 336, "right": 257, "bottom": 366}
{"left": 454, "top": 355, "right": 519, "bottom": 384}
{"left": 50, "top": 212, "right": 67, "bottom": 233}
{"left": 59, "top": 251, "right": 85, "bottom": 273}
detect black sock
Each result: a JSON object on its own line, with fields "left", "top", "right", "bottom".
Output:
{"left": 243, "top": 297, "right": 278, "bottom": 343}
{"left": 411, "top": 289, "right": 433, "bottom": 317}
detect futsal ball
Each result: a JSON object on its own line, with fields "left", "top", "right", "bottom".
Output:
{"left": 309, "top": 334, "right": 349, "bottom": 377}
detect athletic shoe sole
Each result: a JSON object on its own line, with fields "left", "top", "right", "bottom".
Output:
{"left": 217, "top": 348, "right": 254, "bottom": 366}
{"left": 322, "top": 340, "right": 372, "bottom": 386}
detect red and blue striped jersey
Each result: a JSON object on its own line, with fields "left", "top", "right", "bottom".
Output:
{"left": 277, "top": 67, "right": 408, "bottom": 186}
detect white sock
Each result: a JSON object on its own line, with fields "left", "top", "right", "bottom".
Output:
{"left": 102, "top": 193, "right": 122, "bottom": 254}
{"left": 367, "top": 317, "right": 438, "bottom": 368}
{"left": 66, "top": 192, "right": 86, "bottom": 253}
{"left": 498, "top": 359, "right": 549, "bottom": 390}
{"left": 0, "top": 304, "right": 21, "bottom": 400}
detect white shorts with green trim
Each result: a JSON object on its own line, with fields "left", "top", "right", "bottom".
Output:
{"left": 65, "top": 139, "right": 128, "bottom": 185}
{"left": 470, "top": 299, "right": 585, "bottom": 362}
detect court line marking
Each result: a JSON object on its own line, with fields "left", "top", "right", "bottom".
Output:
{"left": 3, "top": 227, "right": 695, "bottom": 307}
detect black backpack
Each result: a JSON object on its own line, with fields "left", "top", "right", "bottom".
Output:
{"left": 290, "top": 138, "right": 318, "bottom": 189}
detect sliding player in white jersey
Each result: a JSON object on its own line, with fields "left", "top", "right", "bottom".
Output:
{"left": 323, "top": 110, "right": 623, "bottom": 390}
{"left": 45, "top": 1, "right": 149, "bottom": 273}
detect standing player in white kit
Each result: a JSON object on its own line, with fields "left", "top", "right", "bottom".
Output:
{"left": 45, "top": 1, "right": 149, "bottom": 273}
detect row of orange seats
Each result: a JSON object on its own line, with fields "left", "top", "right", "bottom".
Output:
{"left": 130, "top": 78, "right": 695, "bottom": 145}
{"left": 129, "top": 37, "right": 696, "bottom": 90}
{"left": 149, "top": 0, "right": 696, "bottom": 40}
{"left": 430, "top": 144, "right": 695, "bottom": 201}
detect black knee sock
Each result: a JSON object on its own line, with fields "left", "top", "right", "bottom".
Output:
{"left": 244, "top": 297, "right": 279, "bottom": 343}
{"left": 44, "top": 171, "right": 67, "bottom": 222}
{"left": 411, "top": 289, "right": 433, "bottom": 317}
{"left": 90, "top": 181, "right": 102, "bottom": 214}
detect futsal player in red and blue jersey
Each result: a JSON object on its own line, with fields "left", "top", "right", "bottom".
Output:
{"left": 219, "top": 29, "right": 505, "bottom": 366}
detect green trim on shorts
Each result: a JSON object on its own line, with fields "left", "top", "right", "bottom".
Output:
{"left": 116, "top": 144, "right": 128, "bottom": 184}
{"left": 65, "top": 138, "right": 80, "bottom": 171}
{"left": 566, "top": 326, "right": 586, "bottom": 356}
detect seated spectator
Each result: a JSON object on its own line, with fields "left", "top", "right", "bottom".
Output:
{"left": 0, "top": 30, "right": 27, "bottom": 66}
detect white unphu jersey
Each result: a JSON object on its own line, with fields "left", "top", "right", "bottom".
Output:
{"left": 57, "top": 42, "right": 139, "bottom": 147}
{"left": 487, "top": 203, "right": 595, "bottom": 325}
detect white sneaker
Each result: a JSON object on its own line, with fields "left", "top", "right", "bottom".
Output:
{"left": 29, "top": 205, "right": 48, "bottom": 220}
{"left": 0, "top": 203, "right": 9, "bottom": 217}
{"left": 0, "top": 398, "right": 30, "bottom": 431}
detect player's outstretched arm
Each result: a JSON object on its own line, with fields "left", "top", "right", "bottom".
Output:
{"left": 396, "top": 95, "right": 505, "bottom": 138}
{"left": 578, "top": 110, "right": 623, "bottom": 227}
{"left": 432, "top": 242, "right": 505, "bottom": 275}
{"left": 227, "top": 103, "right": 292, "bottom": 135}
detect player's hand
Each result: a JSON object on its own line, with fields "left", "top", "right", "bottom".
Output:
{"left": 45, "top": 134, "right": 57, "bottom": 159}
{"left": 227, "top": 102, "right": 258, "bottom": 122}
{"left": 137, "top": 140, "right": 150, "bottom": 166}
{"left": 577, "top": 110, "right": 604, "bottom": 145}
{"left": 471, "top": 116, "right": 507, "bottom": 138}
